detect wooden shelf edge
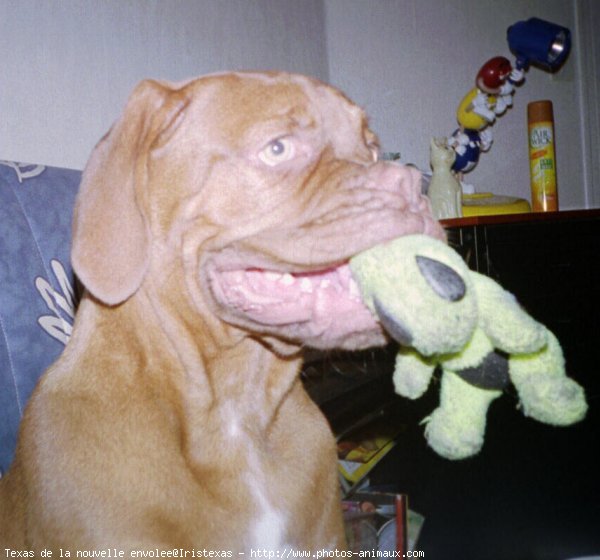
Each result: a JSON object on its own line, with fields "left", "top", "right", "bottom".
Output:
{"left": 440, "top": 208, "right": 600, "bottom": 228}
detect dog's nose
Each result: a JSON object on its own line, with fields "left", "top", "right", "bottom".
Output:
{"left": 416, "top": 255, "right": 466, "bottom": 301}
{"left": 367, "top": 161, "right": 423, "bottom": 204}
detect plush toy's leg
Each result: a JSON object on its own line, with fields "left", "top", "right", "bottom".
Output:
{"left": 509, "top": 329, "right": 587, "bottom": 425}
{"left": 424, "top": 370, "right": 502, "bottom": 460}
{"left": 471, "top": 272, "right": 547, "bottom": 354}
{"left": 393, "top": 347, "right": 436, "bottom": 399}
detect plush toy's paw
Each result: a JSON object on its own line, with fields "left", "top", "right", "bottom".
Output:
{"left": 424, "top": 408, "right": 486, "bottom": 460}
{"left": 516, "top": 376, "right": 587, "bottom": 425}
{"left": 393, "top": 347, "right": 436, "bottom": 399}
{"left": 423, "top": 371, "right": 502, "bottom": 459}
{"left": 510, "top": 330, "right": 588, "bottom": 425}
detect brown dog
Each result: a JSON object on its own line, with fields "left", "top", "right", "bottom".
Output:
{"left": 0, "top": 72, "right": 443, "bottom": 552}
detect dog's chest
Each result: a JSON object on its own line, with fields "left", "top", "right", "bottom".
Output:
{"left": 246, "top": 471, "right": 288, "bottom": 550}
{"left": 221, "top": 403, "right": 291, "bottom": 549}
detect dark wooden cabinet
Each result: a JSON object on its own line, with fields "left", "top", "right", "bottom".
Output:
{"left": 305, "top": 210, "right": 600, "bottom": 559}
{"left": 444, "top": 210, "right": 600, "bottom": 388}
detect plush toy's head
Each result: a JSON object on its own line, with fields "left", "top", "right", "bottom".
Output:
{"left": 350, "top": 235, "right": 478, "bottom": 356}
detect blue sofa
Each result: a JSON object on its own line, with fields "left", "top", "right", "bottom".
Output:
{"left": 0, "top": 161, "right": 82, "bottom": 476}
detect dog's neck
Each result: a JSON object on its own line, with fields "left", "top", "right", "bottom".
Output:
{"left": 73, "top": 283, "right": 304, "bottom": 446}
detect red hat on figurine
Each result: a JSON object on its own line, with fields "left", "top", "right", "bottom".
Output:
{"left": 476, "top": 56, "right": 513, "bottom": 93}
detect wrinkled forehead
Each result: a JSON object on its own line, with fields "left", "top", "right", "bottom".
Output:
{"left": 182, "top": 72, "right": 374, "bottom": 152}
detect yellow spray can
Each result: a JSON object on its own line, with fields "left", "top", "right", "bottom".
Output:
{"left": 528, "top": 100, "right": 558, "bottom": 212}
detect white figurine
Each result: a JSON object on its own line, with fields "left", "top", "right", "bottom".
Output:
{"left": 428, "top": 137, "right": 463, "bottom": 220}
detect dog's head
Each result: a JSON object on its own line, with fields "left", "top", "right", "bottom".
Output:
{"left": 72, "top": 72, "right": 444, "bottom": 353}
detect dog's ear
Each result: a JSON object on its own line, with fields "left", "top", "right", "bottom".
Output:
{"left": 72, "top": 80, "right": 189, "bottom": 305}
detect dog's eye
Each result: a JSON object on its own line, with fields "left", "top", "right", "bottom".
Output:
{"left": 258, "top": 138, "right": 295, "bottom": 166}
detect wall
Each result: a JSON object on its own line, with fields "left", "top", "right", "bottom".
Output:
{"left": 0, "top": 0, "right": 327, "bottom": 170}
{"left": 1, "top": 0, "right": 598, "bottom": 209}
{"left": 575, "top": 0, "right": 600, "bottom": 208}
{"left": 324, "top": 0, "right": 593, "bottom": 209}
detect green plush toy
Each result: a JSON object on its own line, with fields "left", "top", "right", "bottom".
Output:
{"left": 350, "top": 234, "right": 588, "bottom": 460}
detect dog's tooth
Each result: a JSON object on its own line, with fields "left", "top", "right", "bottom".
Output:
{"left": 280, "top": 273, "right": 295, "bottom": 285}
{"left": 300, "top": 278, "right": 313, "bottom": 293}
{"left": 330, "top": 272, "right": 345, "bottom": 292}
{"left": 265, "top": 271, "right": 283, "bottom": 282}
{"left": 230, "top": 271, "right": 246, "bottom": 284}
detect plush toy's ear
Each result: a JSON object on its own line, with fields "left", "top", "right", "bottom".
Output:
{"left": 72, "top": 80, "right": 189, "bottom": 305}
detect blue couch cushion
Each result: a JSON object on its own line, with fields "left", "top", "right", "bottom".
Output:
{"left": 0, "top": 161, "right": 81, "bottom": 475}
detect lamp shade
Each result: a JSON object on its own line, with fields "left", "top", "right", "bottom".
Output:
{"left": 507, "top": 17, "right": 571, "bottom": 71}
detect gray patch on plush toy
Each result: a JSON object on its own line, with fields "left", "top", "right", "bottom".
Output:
{"left": 374, "top": 298, "right": 413, "bottom": 347}
{"left": 456, "top": 350, "right": 510, "bottom": 390}
{"left": 416, "top": 255, "right": 466, "bottom": 301}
